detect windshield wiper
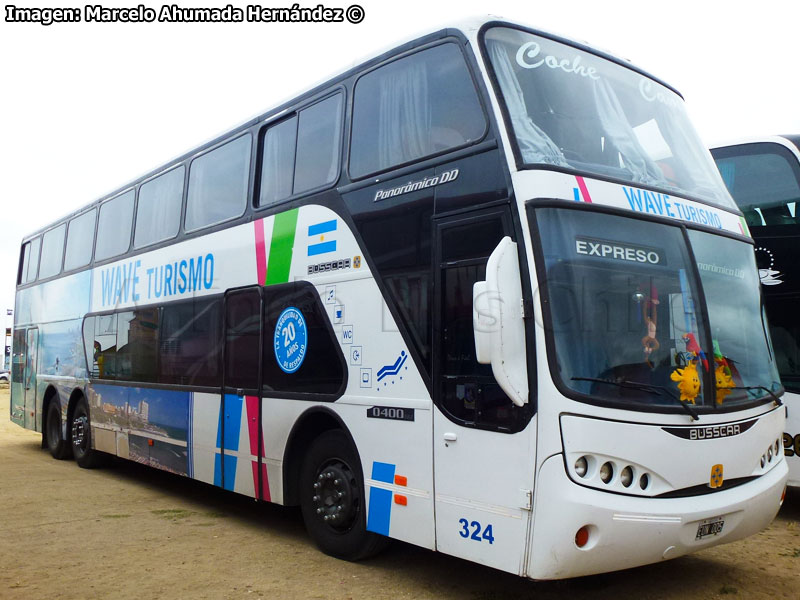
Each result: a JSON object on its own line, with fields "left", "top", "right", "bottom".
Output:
{"left": 572, "top": 377, "right": 700, "bottom": 421}
{"left": 729, "top": 385, "right": 783, "bottom": 406}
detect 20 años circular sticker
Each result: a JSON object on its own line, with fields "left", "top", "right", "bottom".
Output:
{"left": 274, "top": 307, "right": 308, "bottom": 373}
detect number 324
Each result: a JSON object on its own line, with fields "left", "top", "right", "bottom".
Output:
{"left": 458, "top": 518, "right": 495, "bottom": 544}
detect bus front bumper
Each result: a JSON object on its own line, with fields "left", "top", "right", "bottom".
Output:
{"left": 526, "top": 454, "right": 787, "bottom": 580}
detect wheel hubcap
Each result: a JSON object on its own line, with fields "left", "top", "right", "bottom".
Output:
{"left": 311, "top": 461, "right": 359, "bottom": 531}
{"left": 72, "top": 415, "right": 88, "bottom": 450}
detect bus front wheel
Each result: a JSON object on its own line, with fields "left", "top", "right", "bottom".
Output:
{"left": 71, "top": 397, "right": 104, "bottom": 469}
{"left": 45, "top": 401, "right": 71, "bottom": 460}
{"left": 299, "top": 430, "right": 387, "bottom": 561}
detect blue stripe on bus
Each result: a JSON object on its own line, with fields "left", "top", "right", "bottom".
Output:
{"left": 367, "top": 461, "right": 396, "bottom": 536}
{"left": 371, "top": 461, "right": 395, "bottom": 483}
{"left": 307, "top": 241, "right": 337, "bottom": 256}
{"left": 214, "top": 394, "right": 243, "bottom": 489}
{"left": 308, "top": 220, "right": 337, "bottom": 236}
{"left": 216, "top": 394, "right": 243, "bottom": 451}
{"left": 214, "top": 453, "right": 238, "bottom": 491}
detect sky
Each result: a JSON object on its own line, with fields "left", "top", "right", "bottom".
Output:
{"left": 1, "top": 0, "right": 799, "bottom": 333}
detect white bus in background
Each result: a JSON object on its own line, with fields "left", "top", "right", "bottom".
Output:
{"left": 11, "top": 18, "right": 787, "bottom": 580}
{"left": 711, "top": 135, "right": 800, "bottom": 487}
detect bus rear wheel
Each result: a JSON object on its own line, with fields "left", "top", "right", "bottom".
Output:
{"left": 299, "top": 430, "right": 387, "bottom": 561}
{"left": 46, "top": 401, "right": 71, "bottom": 460}
{"left": 71, "top": 397, "right": 104, "bottom": 469}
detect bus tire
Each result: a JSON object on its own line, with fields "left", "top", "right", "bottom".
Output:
{"left": 71, "top": 396, "right": 104, "bottom": 469}
{"left": 45, "top": 401, "right": 71, "bottom": 460}
{"left": 300, "top": 430, "right": 387, "bottom": 561}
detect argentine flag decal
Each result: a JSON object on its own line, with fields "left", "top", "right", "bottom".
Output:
{"left": 307, "top": 219, "right": 337, "bottom": 256}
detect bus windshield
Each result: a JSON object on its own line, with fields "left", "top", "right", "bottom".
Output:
{"left": 483, "top": 26, "right": 734, "bottom": 209}
{"left": 533, "top": 207, "right": 781, "bottom": 412}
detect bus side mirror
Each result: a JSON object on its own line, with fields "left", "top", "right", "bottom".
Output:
{"left": 472, "top": 237, "right": 529, "bottom": 407}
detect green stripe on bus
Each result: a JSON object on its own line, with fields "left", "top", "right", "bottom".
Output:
{"left": 739, "top": 216, "right": 751, "bottom": 237}
{"left": 265, "top": 208, "right": 299, "bottom": 285}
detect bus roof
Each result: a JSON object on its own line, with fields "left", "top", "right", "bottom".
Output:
{"left": 21, "top": 15, "right": 682, "bottom": 242}
{"left": 710, "top": 135, "right": 800, "bottom": 153}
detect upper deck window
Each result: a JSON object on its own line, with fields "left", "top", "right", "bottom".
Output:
{"left": 712, "top": 142, "right": 800, "bottom": 227}
{"left": 38, "top": 224, "right": 66, "bottom": 279}
{"left": 350, "top": 43, "right": 486, "bottom": 178}
{"left": 19, "top": 237, "right": 41, "bottom": 284}
{"left": 258, "top": 92, "right": 343, "bottom": 207}
{"left": 294, "top": 94, "right": 342, "bottom": 193}
{"left": 95, "top": 190, "right": 134, "bottom": 262}
{"left": 135, "top": 166, "right": 184, "bottom": 248}
{"left": 483, "top": 27, "right": 734, "bottom": 209}
{"left": 259, "top": 117, "right": 296, "bottom": 206}
{"left": 64, "top": 209, "right": 97, "bottom": 271}
{"left": 186, "top": 135, "right": 251, "bottom": 231}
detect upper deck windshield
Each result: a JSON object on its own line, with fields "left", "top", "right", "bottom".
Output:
{"left": 483, "top": 26, "right": 735, "bottom": 210}
{"left": 532, "top": 207, "right": 781, "bottom": 413}
{"left": 712, "top": 140, "right": 800, "bottom": 391}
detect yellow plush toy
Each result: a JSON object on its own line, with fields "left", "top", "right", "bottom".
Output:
{"left": 715, "top": 364, "right": 734, "bottom": 405}
{"left": 670, "top": 361, "right": 701, "bottom": 404}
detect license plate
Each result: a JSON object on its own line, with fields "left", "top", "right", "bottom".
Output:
{"left": 695, "top": 517, "right": 725, "bottom": 540}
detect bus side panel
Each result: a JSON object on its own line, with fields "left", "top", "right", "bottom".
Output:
{"left": 345, "top": 402, "right": 436, "bottom": 551}
{"left": 90, "top": 384, "right": 192, "bottom": 476}
{"left": 260, "top": 397, "right": 436, "bottom": 550}
{"left": 14, "top": 270, "right": 92, "bottom": 432}
{"left": 191, "top": 391, "right": 224, "bottom": 487}
{"left": 784, "top": 391, "right": 800, "bottom": 486}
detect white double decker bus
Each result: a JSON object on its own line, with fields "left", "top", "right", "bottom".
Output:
{"left": 11, "top": 18, "right": 787, "bottom": 579}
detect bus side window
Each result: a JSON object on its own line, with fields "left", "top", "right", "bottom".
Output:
{"left": 94, "top": 314, "right": 118, "bottom": 379}
{"left": 23, "top": 237, "right": 41, "bottom": 283}
{"left": 96, "top": 190, "right": 134, "bottom": 262}
{"left": 116, "top": 308, "right": 160, "bottom": 383}
{"left": 38, "top": 224, "right": 66, "bottom": 280}
{"left": 160, "top": 298, "right": 222, "bottom": 387}
{"left": 134, "top": 166, "right": 184, "bottom": 249}
{"left": 185, "top": 134, "right": 251, "bottom": 232}
{"left": 258, "top": 92, "right": 343, "bottom": 207}
{"left": 350, "top": 42, "right": 486, "bottom": 178}
{"left": 259, "top": 116, "right": 297, "bottom": 206}
{"left": 18, "top": 242, "right": 31, "bottom": 285}
{"left": 293, "top": 93, "right": 342, "bottom": 194}
{"left": 224, "top": 291, "right": 261, "bottom": 391}
{"left": 82, "top": 316, "right": 95, "bottom": 377}
{"left": 438, "top": 214, "right": 528, "bottom": 430}
{"left": 64, "top": 208, "right": 96, "bottom": 271}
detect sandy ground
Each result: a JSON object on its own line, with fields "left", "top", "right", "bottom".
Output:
{"left": 1, "top": 385, "right": 799, "bottom": 600}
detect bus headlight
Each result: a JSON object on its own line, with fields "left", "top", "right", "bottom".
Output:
{"left": 574, "top": 456, "right": 588, "bottom": 478}
{"left": 620, "top": 466, "right": 633, "bottom": 488}
{"left": 600, "top": 462, "right": 614, "bottom": 484}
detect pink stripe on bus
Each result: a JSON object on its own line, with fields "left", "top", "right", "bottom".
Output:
{"left": 254, "top": 220, "right": 267, "bottom": 285}
{"left": 576, "top": 176, "right": 593, "bottom": 203}
{"left": 245, "top": 396, "right": 263, "bottom": 457}
{"left": 245, "top": 396, "right": 269, "bottom": 501}
{"left": 251, "top": 461, "right": 271, "bottom": 501}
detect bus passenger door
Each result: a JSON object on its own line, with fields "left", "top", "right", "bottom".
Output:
{"left": 432, "top": 209, "right": 536, "bottom": 576}
{"left": 9, "top": 327, "right": 30, "bottom": 427}
{"left": 23, "top": 328, "right": 39, "bottom": 430}
{"left": 221, "top": 287, "right": 265, "bottom": 499}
